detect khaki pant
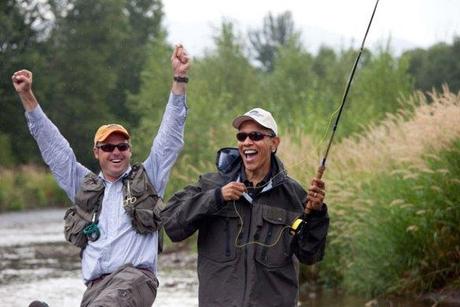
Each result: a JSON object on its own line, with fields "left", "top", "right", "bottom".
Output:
{"left": 81, "top": 264, "right": 159, "bottom": 307}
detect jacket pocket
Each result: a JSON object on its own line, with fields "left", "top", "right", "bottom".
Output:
{"left": 255, "top": 206, "right": 296, "bottom": 268}
{"left": 63, "top": 206, "right": 90, "bottom": 248}
{"left": 198, "top": 206, "right": 239, "bottom": 263}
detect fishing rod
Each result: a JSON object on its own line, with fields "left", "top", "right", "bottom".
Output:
{"left": 311, "top": 0, "right": 380, "bottom": 183}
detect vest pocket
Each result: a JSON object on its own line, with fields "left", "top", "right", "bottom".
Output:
{"left": 64, "top": 206, "right": 90, "bottom": 248}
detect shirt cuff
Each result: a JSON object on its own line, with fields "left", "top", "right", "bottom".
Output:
{"left": 169, "top": 92, "right": 188, "bottom": 109}
{"left": 303, "top": 203, "right": 328, "bottom": 219}
{"left": 214, "top": 188, "right": 224, "bottom": 205}
{"left": 25, "top": 104, "right": 44, "bottom": 121}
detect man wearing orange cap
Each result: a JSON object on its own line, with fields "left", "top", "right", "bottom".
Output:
{"left": 12, "top": 44, "right": 190, "bottom": 307}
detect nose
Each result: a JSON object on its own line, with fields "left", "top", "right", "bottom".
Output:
{"left": 242, "top": 136, "right": 254, "bottom": 145}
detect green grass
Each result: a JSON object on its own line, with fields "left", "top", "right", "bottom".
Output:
{"left": 341, "top": 140, "right": 460, "bottom": 296}
{"left": 0, "top": 165, "right": 69, "bottom": 212}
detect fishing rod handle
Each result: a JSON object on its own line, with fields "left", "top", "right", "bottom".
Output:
{"left": 315, "top": 164, "right": 326, "bottom": 180}
{"left": 304, "top": 165, "right": 326, "bottom": 214}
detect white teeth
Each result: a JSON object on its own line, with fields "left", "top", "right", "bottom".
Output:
{"left": 112, "top": 159, "right": 121, "bottom": 163}
{"left": 244, "top": 149, "right": 257, "bottom": 154}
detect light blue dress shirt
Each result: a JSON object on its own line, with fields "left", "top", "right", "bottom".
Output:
{"left": 25, "top": 93, "right": 187, "bottom": 282}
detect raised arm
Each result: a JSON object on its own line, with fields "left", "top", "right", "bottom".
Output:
{"left": 143, "top": 44, "right": 191, "bottom": 196}
{"left": 12, "top": 70, "right": 89, "bottom": 202}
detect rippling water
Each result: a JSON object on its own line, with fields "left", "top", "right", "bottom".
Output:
{"left": 0, "top": 209, "right": 435, "bottom": 307}
{"left": 0, "top": 209, "right": 198, "bottom": 307}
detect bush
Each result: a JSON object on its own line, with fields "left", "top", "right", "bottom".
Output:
{"left": 0, "top": 165, "right": 69, "bottom": 212}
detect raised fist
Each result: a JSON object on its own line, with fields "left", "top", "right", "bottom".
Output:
{"left": 12, "top": 69, "right": 33, "bottom": 93}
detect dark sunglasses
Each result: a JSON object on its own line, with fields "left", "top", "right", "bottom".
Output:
{"left": 96, "top": 143, "right": 130, "bottom": 152}
{"left": 236, "top": 131, "right": 274, "bottom": 142}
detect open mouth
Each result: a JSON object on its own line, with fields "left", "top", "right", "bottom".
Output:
{"left": 243, "top": 149, "right": 258, "bottom": 162}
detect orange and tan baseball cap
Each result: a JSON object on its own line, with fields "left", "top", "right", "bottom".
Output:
{"left": 94, "top": 124, "right": 130, "bottom": 146}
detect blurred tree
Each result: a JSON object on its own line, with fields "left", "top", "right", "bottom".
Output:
{"left": 195, "top": 21, "right": 260, "bottom": 112}
{"left": 344, "top": 44, "right": 414, "bottom": 135}
{"left": 249, "top": 11, "right": 300, "bottom": 72}
{"left": 127, "top": 32, "right": 172, "bottom": 161}
{"left": 186, "top": 21, "right": 261, "bottom": 162}
{"left": 39, "top": 0, "right": 130, "bottom": 170}
{"left": 132, "top": 20, "right": 261, "bottom": 168}
{"left": 0, "top": 0, "right": 49, "bottom": 165}
{"left": 402, "top": 37, "right": 460, "bottom": 93}
{"left": 263, "top": 38, "right": 315, "bottom": 131}
{"left": 107, "top": 0, "right": 165, "bottom": 125}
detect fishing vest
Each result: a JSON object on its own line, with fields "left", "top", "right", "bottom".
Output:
{"left": 63, "top": 163, "right": 164, "bottom": 249}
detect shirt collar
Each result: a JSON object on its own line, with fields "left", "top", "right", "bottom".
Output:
{"left": 239, "top": 156, "right": 275, "bottom": 188}
{"left": 98, "top": 165, "right": 132, "bottom": 184}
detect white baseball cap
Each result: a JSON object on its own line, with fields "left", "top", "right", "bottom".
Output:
{"left": 232, "top": 108, "right": 278, "bottom": 136}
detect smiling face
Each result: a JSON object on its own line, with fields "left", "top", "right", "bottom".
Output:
{"left": 93, "top": 132, "right": 132, "bottom": 182}
{"left": 237, "top": 120, "right": 280, "bottom": 183}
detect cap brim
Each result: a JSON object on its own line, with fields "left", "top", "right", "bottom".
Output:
{"left": 232, "top": 115, "right": 257, "bottom": 129}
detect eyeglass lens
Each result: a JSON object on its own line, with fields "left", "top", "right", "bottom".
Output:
{"left": 236, "top": 131, "right": 272, "bottom": 142}
{"left": 98, "top": 143, "right": 130, "bottom": 152}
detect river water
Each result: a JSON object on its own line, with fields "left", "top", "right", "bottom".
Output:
{"left": 0, "top": 209, "right": 434, "bottom": 307}
{"left": 0, "top": 209, "right": 198, "bottom": 307}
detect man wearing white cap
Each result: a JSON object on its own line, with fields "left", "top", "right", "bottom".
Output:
{"left": 12, "top": 45, "right": 190, "bottom": 307}
{"left": 162, "top": 107, "right": 329, "bottom": 306}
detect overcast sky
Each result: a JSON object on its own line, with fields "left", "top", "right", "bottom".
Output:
{"left": 162, "top": 0, "right": 460, "bottom": 56}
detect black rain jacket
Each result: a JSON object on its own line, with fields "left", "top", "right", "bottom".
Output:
{"left": 162, "top": 148, "right": 329, "bottom": 307}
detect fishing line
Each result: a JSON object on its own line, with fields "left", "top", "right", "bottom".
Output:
{"left": 232, "top": 200, "right": 291, "bottom": 248}
{"left": 314, "top": 0, "right": 380, "bottom": 181}
{"left": 318, "top": 104, "right": 342, "bottom": 146}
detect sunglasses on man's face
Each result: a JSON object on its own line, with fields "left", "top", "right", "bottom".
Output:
{"left": 96, "top": 143, "right": 130, "bottom": 152}
{"left": 236, "top": 131, "right": 274, "bottom": 142}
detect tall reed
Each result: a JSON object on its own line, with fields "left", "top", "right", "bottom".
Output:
{"left": 280, "top": 87, "right": 460, "bottom": 295}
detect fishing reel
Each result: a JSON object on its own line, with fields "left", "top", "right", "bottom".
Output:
{"left": 83, "top": 212, "right": 100, "bottom": 242}
{"left": 83, "top": 222, "right": 100, "bottom": 242}
{"left": 290, "top": 218, "right": 306, "bottom": 236}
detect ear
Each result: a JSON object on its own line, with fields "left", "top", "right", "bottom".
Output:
{"left": 93, "top": 147, "right": 99, "bottom": 159}
{"left": 271, "top": 136, "right": 280, "bottom": 152}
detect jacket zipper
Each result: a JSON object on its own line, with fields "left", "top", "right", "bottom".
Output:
{"left": 261, "top": 224, "right": 274, "bottom": 262}
{"left": 242, "top": 201, "right": 253, "bottom": 305}
{"left": 224, "top": 217, "right": 230, "bottom": 257}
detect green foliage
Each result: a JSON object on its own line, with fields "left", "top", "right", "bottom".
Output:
{"left": 128, "top": 33, "right": 172, "bottom": 162}
{"left": 106, "top": 0, "right": 165, "bottom": 125}
{"left": 0, "top": 166, "right": 69, "bottom": 212}
{"left": 403, "top": 36, "right": 460, "bottom": 93}
{"left": 38, "top": 0, "right": 130, "bottom": 169}
{"left": 322, "top": 140, "right": 460, "bottom": 296}
{"left": 0, "top": 0, "right": 49, "bottom": 164}
{"left": 0, "top": 133, "right": 15, "bottom": 166}
{"left": 249, "top": 11, "right": 300, "bottom": 72}
{"left": 343, "top": 44, "right": 414, "bottom": 136}
{"left": 263, "top": 39, "right": 315, "bottom": 132}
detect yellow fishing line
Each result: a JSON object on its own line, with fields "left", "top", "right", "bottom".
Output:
{"left": 232, "top": 200, "right": 291, "bottom": 248}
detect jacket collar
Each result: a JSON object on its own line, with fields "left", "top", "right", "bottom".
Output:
{"left": 215, "top": 147, "right": 288, "bottom": 192}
